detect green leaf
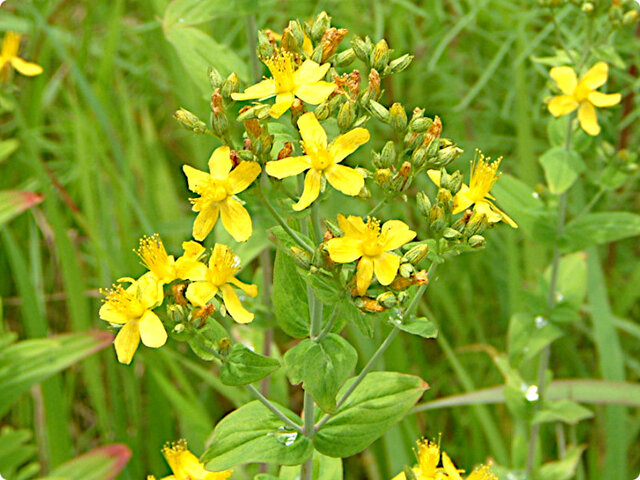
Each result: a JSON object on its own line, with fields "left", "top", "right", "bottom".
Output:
{"left": 164, "top": 0, "right": 275, "bottom": 28}
{"left": 561, "top": 212, "right": 640, "bottom": 252}
{"left": 532, "top": 399, "right": 593, "bottom": 425}
{"left": 280, "top": 452, "right": 342, "bottom": 480}
{"left": 313, "top": 372, "right": 428, "bottom": 457}
{"left": 538, "top": 446, "right": 585, "bottom": 480}
{"left": 337, "top": 298, "right": 372, "bottom": 337}
{"left": 272, "top": 249, "right": 310, "bottom": 338}
{"left": 507, "top": 313, "right": 564, "bottom": 366}
{"left": 220, "top": 343, "right": 281, "bottom": 386}
{"left": 394, "top": 316, "right": 438, "bottom": 338}
{"left": 202, "top": 401, "right": 312, "bottom": 470}
{"left": 283, "top": 334, "right": 357, "bottom": 413}
{"left": 0, "top": 426, "right": 37, "bottom": 479}
{"left": 45, "top": 444, "right": 131, "bottom": 480}
{"left": 0, "top": 331, "right": 112, "bottom": 416}
{"left": 186, "top": 319, "right": 229, "bottom": 361}
{"left": 301, "top": 270, "right": 341, "bottom": 305}
{"left": 164, "top": 26, "right": 248, "bottom": 96}
{"left": 0, "top": 138, "right": 19, "bottom": 163}
{"left": 539, "top": 146, "right": 584, "bottom": 194}
{"left": 544, "top": 252, "right": 587, "bottom": 310}
{"left": 0, "top": 190, "right": 44, "bottom": 229}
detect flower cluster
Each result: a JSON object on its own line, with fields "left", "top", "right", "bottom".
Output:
{"left": 147, "top": 439, "right": 231, "bottom": 480}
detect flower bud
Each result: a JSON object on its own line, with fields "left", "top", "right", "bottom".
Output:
{"left": 335, "top": 48, "right": 356, "bottom": 67}
{"left": 409, "top": 116, "right": 433, "bottom": 133}
{"left": 465, "top": 213, "right": 489, "bottom": 236}
{"left": 411, "top": 145, "right": 429, "bottom": 168}
{"left": 417, "top": 191, "right": 432, "bottom": 217}
{"left": 375, "top": 168, "right": 393, "bottom": 189}
{"left": 237, "top": 150, "right": 255, "bottom": 162}
{"left": 208, "top": 66, "right": 223, "bottom": 90}
{"left": 389, "top": 103, "right": 408, "bottom": 132}
{"left": 174, "top": 108, "right": 208, "bottom": 135}
{"left": 218, "top": 337, "right": 232, "bottom": 356}
{"left": 435, "top": 140, "right": 463, "bottom": 167}
{"left": 371, "top": 39, "right": 390, "bottom": 71}
{"left": 337, "top": 101, "right": 356, "bottom": 131}
{"left": 351, "top": 35, "right": 371, "bottom": 63}
{"left": 289, "top": 20, "right": 305, "bottom": 47}
{"left": 321, "top": 27, "right": 348, "bottom": 62}
{"left": 210, "top": 90, "right": 228, "bottom": 137}
{"left": 369, "top": 100, "right": 390, "bottom": 122}
{"left": 385, "top": 53, "right": 414, "bottom": 75}
{"left": 314, "top": 100, "right": 332, "bottom": 121}
{"left": 468, "top": 235, "right": 486, "bottom": 248}
{"left": 581, "top": 2, "right": 594, "bottom": 13}
{"left": 380, "top": 141, "right": 396, "bottom": 167}
{"left": 399, "top": 263, "right": 414, "bottom": 278}
{"left": 311, "top": 44, "right": 323, "bottom": 63}
{"left": 290, "top": 246, "right": 312, "bottom": 269}
{"left": 311, "top": 11, "right": 331, "bottom": 42}
{"left": 257, "top": 30, "right": 274, "bottom": 58}
{"left": 405, "top": 132, "right": 425, "bottom": 150}
{"left": 443, "top": 227, "right": 463, "bottom": 240}
{"left": 277, "top": 141, "right": 294, "bottom": 160}
{"left": 376, "top": 291, "right": 397, "bottom": 308}
{"left": 236, "top": 103, "right": 271, "bottom": 122}
{"left": 258, "top": 133, "right": 274, "bottom": 156}
{"left": 281, "top": 27, "right": 300, "bottom": 54}
{"left": 623, "top": 9, "right": 639, "bottom": 26}
{"left": 444, "top": 170, "right": 463, "bottom": 194}
{"left": 402, "top": 244, "right": 429, "bottom": 265}
{"left": 429, "top": 205, "right": 445, "bottom": 233}
{"left": 437, "top": 188, "right": 453, "bottom": 214}
{"left": 290, "top": 98, "right": 306, "bottom": 124}
{"left": 221, "top": 72, "right": 239, "bottom": 99}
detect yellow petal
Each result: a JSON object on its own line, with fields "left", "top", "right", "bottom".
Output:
{"left": 373, "top": 252, "right": 400, "bottom": 286}
{"left": 580, "top": 61, "right": 608, "bottom": 90}
{"left": 269, "top": 93, "right": 295, "bottom": 118}
{"left": 548, "top": 95, "right": 579, "bottom": 117}
{"left": 292, "top": 169, "right": 321, "bottom": 211}
{"left": 295, "top": 81, "right": 336, "bottom": 105}
{"left": 265, "top": 156, "right": 311, "bottom": 179}
{"left": 230, "top": 277, "right": 258, "bottom": 298}
{"left": 175, "top": 259, "right": 208, "bottom": 281}
{"left": 99, "top": 303, "right": 128, "bottom": 324}
{"left": 391, "top": 473, "right": 406, "bottom": 480}
{"left": 441, "top": 452, "right": 463, "bottom": 480}
{"left": 578, "top": 101, "right": 600, "bottom": 136}
{"left": 587, "top": 91, "right": 621, "bottom": 108}
{"left": 549, "top": 66, "right": 577, "bottom": 95}
{"left": 138, "top": 310, "right": 167, "bottom": 348}
{"left": 381, "top": 220, "right": 416, "bottom": 251}
{"left": 294, "top": 59, "right": 330, "bottom": 85}
{"left": 2, "top": 32, "right": 20, "bottom": 58}
{"left": 325, "top": 237, "right": 363, "bottom": 263}
{"left": 185, "top": 281, "right": 218, "bottom": 308}
{"left": 220, "top": 284, "right": 254, "bottom": 324}
{"left": 192, "top": 203, "right": 220, "bottom": 241}
{"left": 325, "top": 164, "right": 364, "bottom": 196}
{"left": 114, "top": 320, "right": 140, "bottom": 365}
{"left": 182, "top": 164, "right": 210, "bottom": 193}
{"left": 209, "top": 146, "right": 232, "bottom": 179}
{"left": 231, "top": 78, "right": 276, "bottom": 101}
{"left": 136, "top": 271, "right": 164, "bottom": 309}
{"left": 228, "top": 161, "right": 261, "bottom": 194}
{"left": 337, "top": 214, "right": 367, "bottom": 237}
{"left": 355, "top": 257, "right": 374, "bottom": 296}
{"left": 329, "top": 127, "right": 370, "bottom": 163}
{"left": 452, "top": 186, "right": 474, "bottom": 214}
{"left": 426, "top": 169, "right": 442, "bottom": 187}
{"left": 476, "top": 200, "right": 519, "bottom": 228}
{"left": 297, "top": 112, "right": 327, "bottom": 152}
{"left": 181, "top": 240, "right": 205, "bottom": 260}
{"left": 220, "top": 197, "right": 252, "bottom": 242}
{"left": 10, "top": 57, "right": 43, "bottom": 76}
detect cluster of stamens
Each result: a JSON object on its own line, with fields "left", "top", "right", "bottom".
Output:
{"left": 469, "top": 150, "right": 501, "bottom": 199}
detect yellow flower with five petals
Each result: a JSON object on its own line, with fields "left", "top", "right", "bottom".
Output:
{"left": 266, "top": 112, "right": 369, "bottom": 211}
{"left": 183, "top": 146, "right": 261, "bottom": 242}
{"left": 428, "top": 153, "right": 517, "bottom": 228}
{"left": 99, "top": 273, "right": 166, "bottom": 365}
{"left": 147, "top": 439, "right": 232, "bottom": 480}
{"left": 135, "top": 234, "right": 206, "bottom": 286}
{"left": 231, "top": 50, "right": 336, "bottom": 118}
{"left": 326, "top": 214, "right": 416, "bottom": 296}
{"left": 186, "top": 243, "right": 258, "bottom": 324}
{"left": 548, "top": 62, "right": 621, "bottom": 136}
{"left": 0, "top": 32, "right": 43, "bottom": 78}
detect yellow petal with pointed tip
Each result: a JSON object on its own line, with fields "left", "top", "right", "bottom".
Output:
{"left": 294, "top": 59, "right": 330, "bottom": 84}
{"left": 114, "top": 320, "right": 140, "bottom": 365}
{"left": 265, "top": 156, "right": 311, "bottom": 179}
{"left": 230, "top": 277, "right": 258, "bottom": 298}
{"left": 441, "top": 452, "right": 463, "bottom": 480}
{"left": 209, "top": 146, "right": 232, "bottom": 179}
{"left": 580, "top": 61, "right": 608, "bottom": 90}
{"left": 293, "top": 169, "right": 321, "bottom": 211}
{"left": 381, "top": 220, "right": 416, "bottom": 251}
{"left": 295, "top": 81, "right": 336, "bottom": 104}
{"left": 10, "top": 57, "right": 42, "bottom": 76}
{"left": 228, "top": 161, "right": 261, "bottom": 194}
{"left": 325, "top": 164, "right": 364, "bottom": 196}
{"left": 337, "top": 214, "right": 366, "bottom": 237}
{"left": 297, "top": 112, "right": 328, "bottom": 151}
{"left": 578, "top": 101, "right": 600, "bottom": 136}
{"left": 99, "top": 302, "right": 128, "bottom": 324}
{"left": 325, "top": 237, "right": 363, "bottom": 263}
{"left": 549, "top": 66, "right": 577, "bottom": 95}
{"left": 548, "top": 94, "right": 579, "bottom": 117}
{"left": 356, "top": 257, "right": 374, "bottom": 296}
{"left": 139, "top": 310, "right": 167, "bottom": 348}
{"left": 231, "top": 78, "right": 276, "bottom": 101}
{"left": 452, "top": 185, "right": 473, "bottom": 214}
{"left": 373, "top": 252, "right": 400, "bottom": 286}
{"left": 426, "top": 169, "right": 442, "bottom": 187}
{"left": 185, "top": 281, "right": 218, "bottom": 308}
{"left": 220, "top": 197, "right": 252, "bottom": 241}
{"left": 220, "top": 284, "right": 254, "bottom": 323}
{"left": 269, "top": 93, "right": 295, "bottom": 118}
{"left": 183, "top": 164, "right": 210, "bottom": 193}
{"left": 587, "top": 91, "right": 621, "bottom": 108}
{"left": 192, "top": 203, "right": 220, "bottom": 241}
{"left": 329, "top": 127, "right": 370, "bottom": 163}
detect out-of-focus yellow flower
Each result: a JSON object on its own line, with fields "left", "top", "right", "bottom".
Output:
{"left": 266, "top": 112, "right": 369, "bottom": 210}
{"left": 0, "top": 31, "right": 43, "bottom": 78}
{"left": 186, "top": 243, "right": 258, "bottom": 324}
{"left": 428, "top": 154, "right": 517, "bottom": 228}
{"left": 99, "top": 273, "right": 165, "bottom": 365}
{"left": 147, "top": 439, "right": 232, "bottom": 480}
{"left": 326, "top": 214, "right": 416, "bottom": 296}
{"left": 183, "top": 146, "right": 261, "bottom": 242}
{"left": 136, "top": 234, "right": 206, "bottom": 286}
{"left": 548, "top": 62, "right": 621, "bottom": 136}
{"left": 231, "top": 50, "right": 336, "bottom": 118}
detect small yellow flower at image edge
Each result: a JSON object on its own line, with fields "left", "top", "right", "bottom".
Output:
{"left": 326, "top": 214, "right": 416, "bottom": 296}
{"left": 231, "top": 49, "right": 336, "bottom": 118}
{"left": 547, "top": 61, "right": 621, "bottom": 136}
{"left": 266, "top": 112, "right": 370, "bottom": 211}
{"left": 147, "top": 439, "right": 232, "bottom": 480}
{"left": 183, "top": 145, "right": 261, "bottom": 242}
{"left": 428, "top": 152, "right": 518, "bottom": 229}
{"left": 186, "top": 243, "right": 258, "bottom": 324}
{"left": 99, "top": 273, "right": 166, "bottom": 365}
{"left": 0, "top": 31, "right": 43, "bottom": 77}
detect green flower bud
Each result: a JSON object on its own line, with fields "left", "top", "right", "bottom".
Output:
{"left": 221, "top": 72, "right": 239, "bottom": 99}
{"left": 351, "top": 35, "right": 371, "bottom": 63}
{"left": 417, "top": 191, "right": 432, "bottom": 217}
{"left": 375, "top": 168, "right": 393, "bottom": 189}
{"left": 335, "top": 48, "right": 356, "bottom": 67}
{"left": 376, "top": 291, "right": 397, "bottom": 308}
{"left": 429, "top": 204, "right": 445, "bottom": 233}
{"left": 369, "top": 100, "right": 390, "bottom": 122}
{"left": 289, "top": 20, "right": 305, "bottom": 47}
{"left": 314, "top": 100, "right": 331, "bottom": 121}
{"left": 237, "top": 150, "right": 255, "bottom": 161}
{"left": 281, "top": 27, "right": 300, "bottom": 54}
{"left": 218, "top": 337, "right": 232, "bottom": 356}
{"left": 443, "top": 227, "right": 463, "bottom": 240}
{"left": 399, "top": 263, "right": 414, "bottom": 279}
{"left": 411, "top": 145, "right": 429, "bottom": 168}
{"left": 468, "top": 235, "right": 486, "bottom": 249}
{"left": 371, "top": 39, "right": 390, "bottom": 71}
{"left": 402, "top": 244, "right": 429, "bottom": 265}
{"left": 236, "top": 103, "right": 271, "bottom": 122}
{"left": 337, "top": 101, "right": 356, "bottom": 131}
{"left": 389, "top": 103, "right": 408, "bottom": 132}
{"left": 409, "top": 117, "right": 433, "bottom": 133}
{"left": 405, "top": 132, "right": 425, "bottom": 150}
{"left": 311, "top": 11, "right": 331, "bottom": 42}
{"left": 257, "top": 30, "right": 274, "bottom": 58}
{"left": 311, "top": 44, "right": 323, "bottom": 63}
{"left": 208, "top": 66, "right": 224, "bottom": 90}
{"left": 385, "top": 53, "right": 414, "bottom": 75}
{"left": 381, "top": 141, "right": 396, "bottom": 167}
{"left": 435, "top": 140, "right": 463, "bottom": 167}
{"left": 446, "top": 170, "right": 464, "bottom": 194}
{"left": 581, "top": 2, "right": 594, "bottom": 13}
{"left": 174, "top": 108, "right": 207, "bottom": 135}
{"left": 437, "top": 188, "right": 453, "bottom": 214}
{"left": 290, "top": 246, "right": 312, "bottom": 269}
{"left": 623, "top": 10, "right": 639, "bottom": 26}
{"left": 465, "top": 213, "right": 489, "bottom": 236}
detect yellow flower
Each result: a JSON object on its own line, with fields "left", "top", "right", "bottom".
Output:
{"left": 266, "top": 112, "right": 369, "bottom": 211}
{"left": 231, "top": 50, "right": 336, "bottom": 118}
{"left": 548, "top": 62, "right": 621, "bottom": 136}
{"left": 391, "top": 439, "right": 446, "bottom": 480}
{"left": 186, "top": 243, "right": 258, "bottom": 324}
{"left": 427, "top": 153, "right": 517, "bottom": 228}
{"left": 326, "top": 214, "right": 416, "bottom": 296}
{"left": 136, "top": 234, "right": 207, "bottom": 286}
{"left": 183, "top": 146, "right": 261, "bottom": 242}
{"left": 99, "top": 273, "right": 166, "bottom": 364}
{"left": 147, "top": 439, "right": 232, "bottom": 480}
{"left": 0, "top": 31, "right": 43, "bottom": 78}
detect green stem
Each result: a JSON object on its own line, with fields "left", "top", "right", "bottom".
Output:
{"left": 366, "top": 198, "right": 387, "bottom": 217}
{"left": 246, "top": 384, "right": 304, "bottom": 435}
{"left": 314, "top": 307, "right": 338, "bottom": 341}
